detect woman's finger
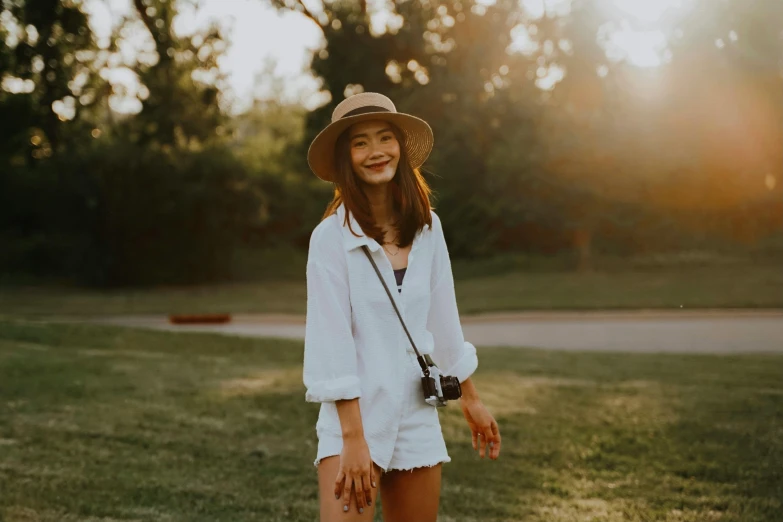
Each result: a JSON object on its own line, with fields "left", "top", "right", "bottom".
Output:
{"left": 483, "top": 426, "right": 497, "bottom": 458}
{"left": 491, "top": 438, "right": 501, "bottom": 459}
{"left": 472, "top": 429, "right": 478, "bottom": 451}
{"left": 354, "top": 476, "right": 366, "bottom": 512}
{"left": 490, "top": 421, "right": 501, "bottom": 459}
{"left": 342, "top": 476, "right": 353, "bottom": 513}
{"left": 371, "top": 465, "right": 377, "bottom": 489}
{"left": 334, "top": 470, "right": 345, "bottom": 500}
{"left": 362, "top": 474, "right": 373, "bottom": 508}
{"left": 478, "top": 430, "right": 488, "bottom": 458}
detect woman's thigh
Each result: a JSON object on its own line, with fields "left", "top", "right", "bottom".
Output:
{"left": 317, "top": 455, "right": 383, "bottom": 522}
{"left": 380, "top": 464, "right": 442, "bottom": 522}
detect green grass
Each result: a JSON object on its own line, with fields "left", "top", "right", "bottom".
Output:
{"left": 1, "top": 321, "right": 781, "bottom": 521}
{"left": 455, "top": 263, "right": 783, "bottom": 313}
{"left": 1, "top": 261, "right": 781, "bottom": 317}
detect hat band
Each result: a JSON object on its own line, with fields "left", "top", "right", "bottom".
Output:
{"left": 340, "top": 105, "right": 391, "bottom": 119}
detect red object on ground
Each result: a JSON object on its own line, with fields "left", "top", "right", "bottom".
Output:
{"left": 168, "top": 314, "right": 232, "bottom": 325}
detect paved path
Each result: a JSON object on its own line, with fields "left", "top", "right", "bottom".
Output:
{"left": 87, "top": 310, "right": 783, "bottom": 354}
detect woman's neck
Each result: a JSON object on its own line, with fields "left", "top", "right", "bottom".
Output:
{"left": 364, "top": 184, "right": 396, "bottom": 227}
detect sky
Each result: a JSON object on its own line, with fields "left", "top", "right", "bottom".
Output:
{"left": 79, "top": 0, "right": 688, "bottom": 114}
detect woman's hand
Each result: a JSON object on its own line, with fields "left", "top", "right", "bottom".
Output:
{"left": 334, "top": 434, "right": 377, "bottom": 514}
{"left": 460, "top": 398, "right": 501, "bottom": 460}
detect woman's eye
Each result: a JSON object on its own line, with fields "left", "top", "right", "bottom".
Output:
{"left": 353, "top": 141, "right": 366, "bottom": 147}
{"left": 381, "top": 135, "right": 392, "bottom": 142}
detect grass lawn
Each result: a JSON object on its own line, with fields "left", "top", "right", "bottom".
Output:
{"left": 1, "top": 262, "right": 781, "bottom": 317}
{"left": 1, "top": 321, "right": 781, "bottom": 521}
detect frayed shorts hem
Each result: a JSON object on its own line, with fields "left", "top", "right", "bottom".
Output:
{"left": 314, "top": 451, "right": 451, "bottom": 473}
{"left": 385, "top": 455, "right": 451, "bottom": 472}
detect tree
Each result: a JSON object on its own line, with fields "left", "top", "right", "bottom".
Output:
{"left": 230, "top": 70, "right": 319, "bottom": 245}
{"left": 126, "top": 0, "right": 226, "bottom": 146}
{"left": 0, "top": 0, "right": 264, "bottom": 285}
{"left": 0, "top": 0, "right": 101, "bottom": 160}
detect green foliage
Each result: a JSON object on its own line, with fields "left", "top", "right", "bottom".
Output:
{"left": 231, "top": 97, "right": 332, "bottom": 246}
{"left": 124, "top": 0, "right": 227, "bottom": 147}
{"left": 0, "top": 0, "right": 262, "bottom": 286}
{"left": 0, "top": 140, "right": 263, "bottom": 286}
{"left": 84, "top": 141, "right": 263, "bottom": 285}
{"left": 0, "top": 0, "right": 101, "bottom": 157}
{"left": 2, "top": 0, "right": 782, "bottom": 286}
{"left": 233, "top": 99, "right": 306, "bottom": 177}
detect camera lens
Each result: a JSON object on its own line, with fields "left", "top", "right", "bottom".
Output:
{"left": 440, "top": 376, "right": 462, "bottom": 400}
{"left": 421, "top": 375, "right": 438, "bottom": 400}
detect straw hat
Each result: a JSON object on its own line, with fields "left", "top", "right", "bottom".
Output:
{"left": 307, "top": 92, "right": 434, "bottom": 182}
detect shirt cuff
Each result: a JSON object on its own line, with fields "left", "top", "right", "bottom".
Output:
{"left": 445, "top": 341, "right": 479, "bottom": 383}
{"left": 305, "top": 375, "right": 362, "bottom": 403}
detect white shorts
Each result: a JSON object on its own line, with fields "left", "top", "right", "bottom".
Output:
{"left": 314, "top": 350, "right": 452, "bottom": 472}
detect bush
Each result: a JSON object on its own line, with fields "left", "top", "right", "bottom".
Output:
{"left": 0, "top": 141, "right": 263, "bottom": 286}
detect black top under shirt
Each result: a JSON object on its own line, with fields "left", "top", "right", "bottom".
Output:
{"left": 393, "top": 267, "right": 407, "bottom": 293}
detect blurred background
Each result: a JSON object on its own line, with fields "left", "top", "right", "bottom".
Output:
{"left": 1, "top": 0, "right": 781, "bottom": 309}
{"left": 1, "top": 3, "right": 783, "bottom": 520}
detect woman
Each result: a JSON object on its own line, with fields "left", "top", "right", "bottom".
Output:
{"left": 303, "top": 92, "right": 501, "bottom": 522}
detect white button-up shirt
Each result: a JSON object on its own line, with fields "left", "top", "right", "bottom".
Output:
{"left": 303, "top": 203, "right": 478, "bottom": 459}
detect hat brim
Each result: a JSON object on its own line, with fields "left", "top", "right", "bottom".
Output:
{"left": 307, "top": 111, "right": 434, "bottom": 182}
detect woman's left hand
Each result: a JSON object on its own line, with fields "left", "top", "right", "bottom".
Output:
{"left": 460, "top": 398, "right": 501, "bottom": 460}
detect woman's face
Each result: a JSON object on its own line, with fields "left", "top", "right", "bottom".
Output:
{"left": 348, "top": 120, "right": 400, "bottom": 187}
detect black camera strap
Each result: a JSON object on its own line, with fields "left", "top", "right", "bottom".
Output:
{"left": 361, "top": 245, "right": 432, "bottom": 378}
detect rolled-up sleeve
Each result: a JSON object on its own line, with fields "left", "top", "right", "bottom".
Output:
{"left": 427, "top": 213, "right": 478, "bottom": 383}
{"left": 303, "top": 229, "right": 361, "bottom": 403}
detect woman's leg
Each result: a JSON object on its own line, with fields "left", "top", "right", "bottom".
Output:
{"left": 317, "top": 455, "right": 383, "bottom": 522}
{"left": 380, "top": 464, "right": 442, "bottom": 522}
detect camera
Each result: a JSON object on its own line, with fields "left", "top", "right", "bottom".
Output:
{"left": 419, "top": 355, "right": 462, "bottom": 407}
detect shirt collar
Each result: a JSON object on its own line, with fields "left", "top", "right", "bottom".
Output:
{"left": 336, "top": 203, "right": 382, "bottom": 253}
{"left": 336, "top": 203, "right": 428, "bottom": 253}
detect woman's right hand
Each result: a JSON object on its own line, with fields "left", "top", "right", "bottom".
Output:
{"left": 334, "top": 434, "right": 376, "bottom": 514}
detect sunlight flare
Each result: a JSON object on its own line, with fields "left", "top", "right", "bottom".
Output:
{"left": 602, "top": 0, "right": 690, "bottom": 68}
{"left": 613, "top": 0, "right": 687, "bottom": 23}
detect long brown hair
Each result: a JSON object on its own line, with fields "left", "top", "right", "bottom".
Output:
{"left": 321, "top": 122, "right": 433, "bottom": 248}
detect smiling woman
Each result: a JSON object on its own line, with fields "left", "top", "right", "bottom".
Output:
{"left": 303, "top": 92, "right": 501, "bottom": 522}
{"left": 347, "top": 122, "right": 401, "bottom": 186}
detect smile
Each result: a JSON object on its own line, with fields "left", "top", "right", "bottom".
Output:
{"left": 365, "top": 160, "right": 391, "bottom": 171}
